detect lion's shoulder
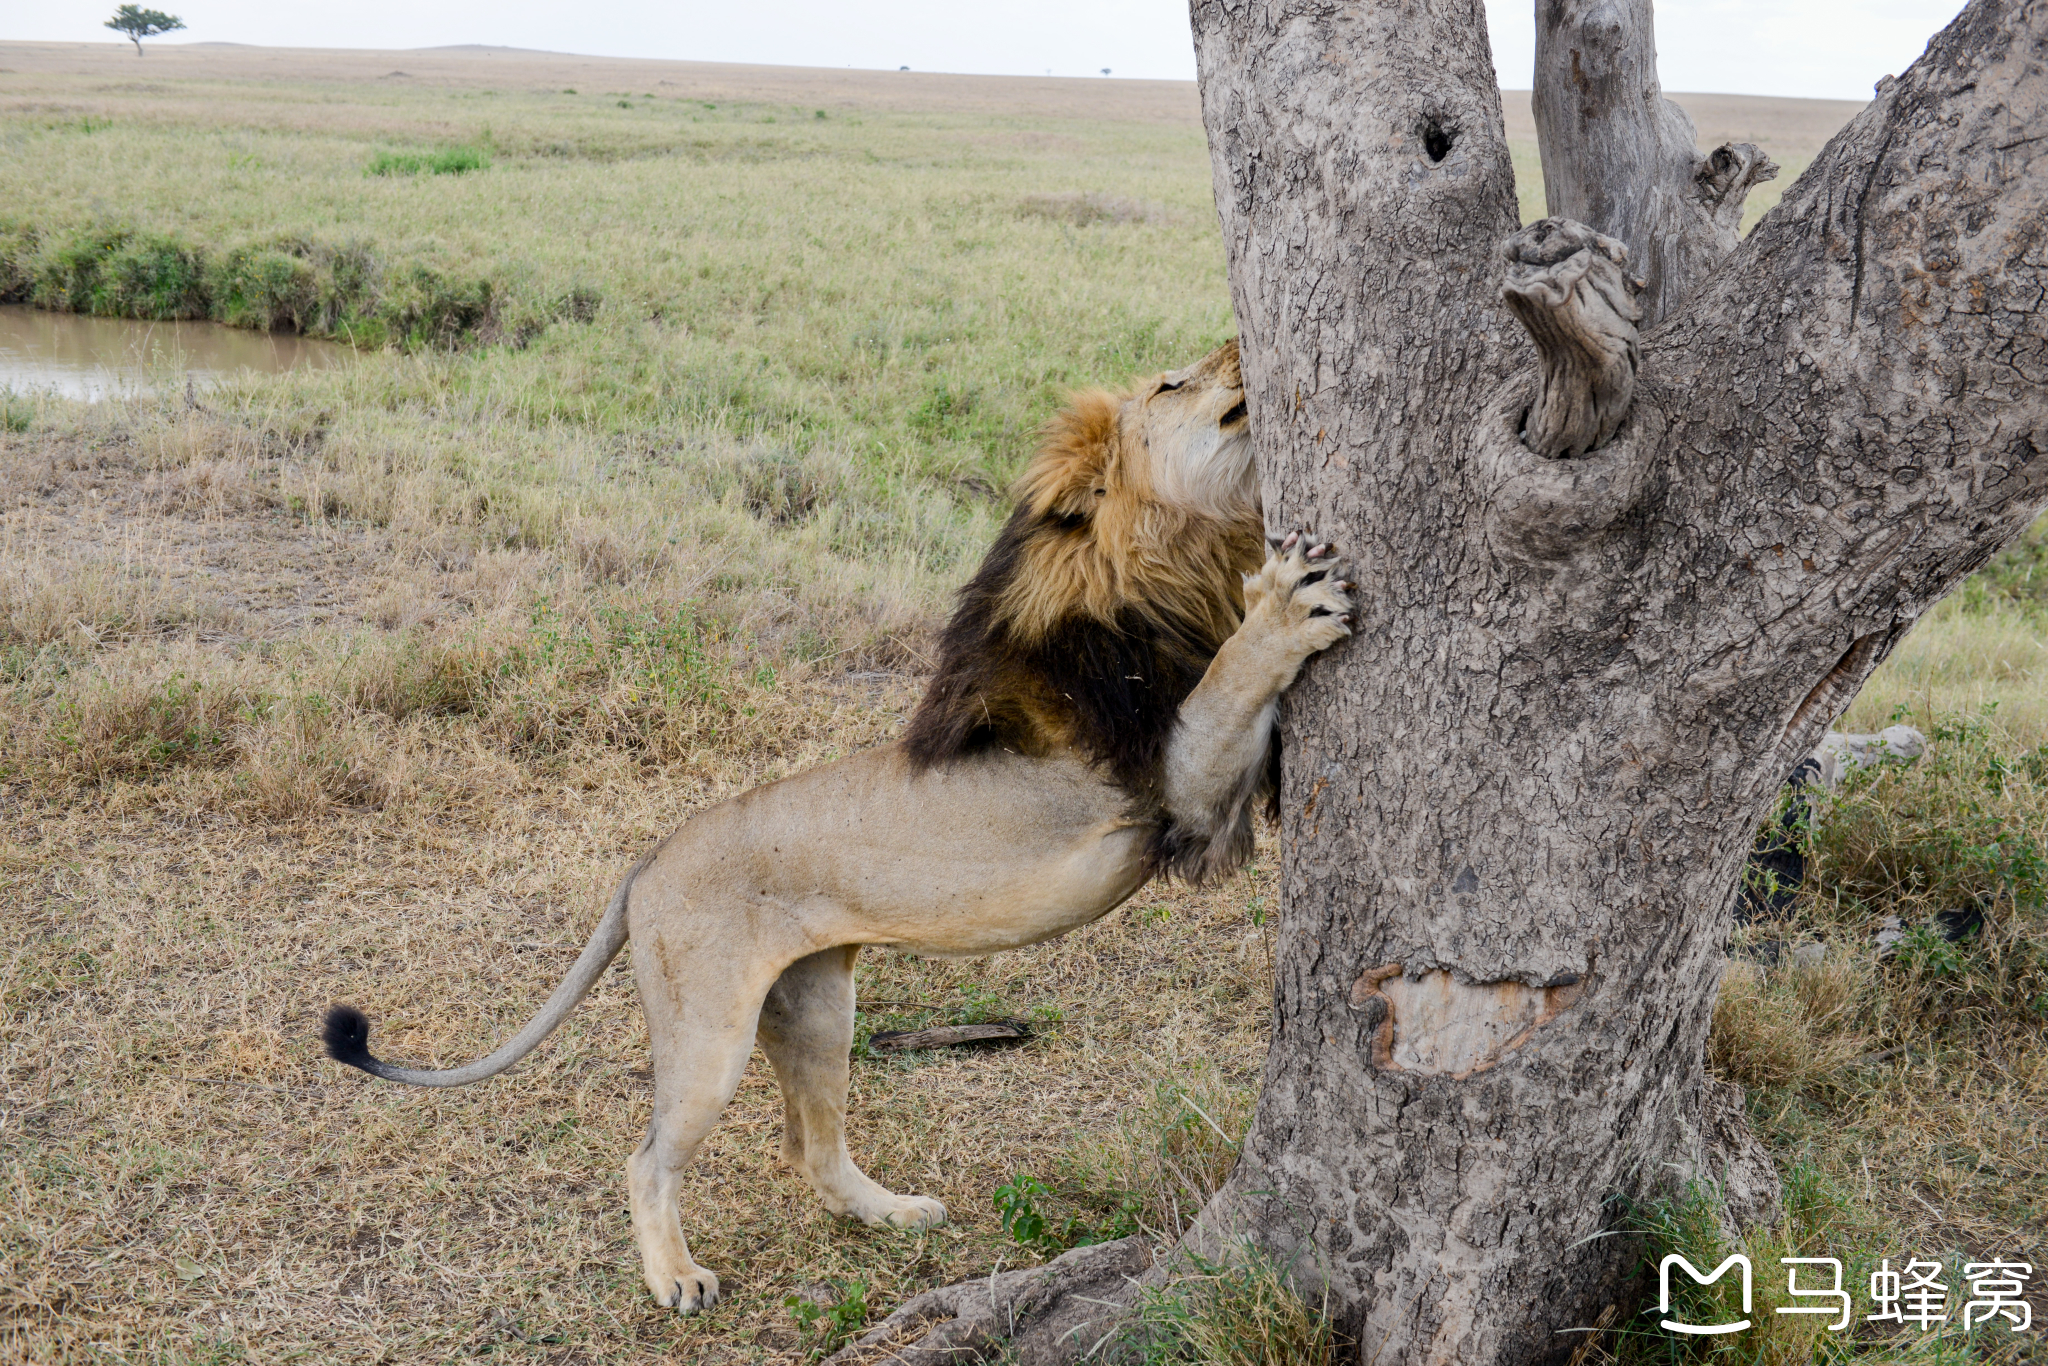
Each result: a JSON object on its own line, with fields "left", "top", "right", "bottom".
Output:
{"left": 903, "top": 510, "right": 1226, "bottom": 794}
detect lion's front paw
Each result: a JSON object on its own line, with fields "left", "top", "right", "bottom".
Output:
{"left": 1245, "top": 531, "right": 1353, "bottom": 656}
{"left": 650, "top": 1264, "right": 721, "bottom": 1315}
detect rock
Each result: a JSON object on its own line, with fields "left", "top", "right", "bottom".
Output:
{"left": 1811, "top": 725, "right": 1927, "bottom": 790}
{"left": 1791, "top": 942, "right": 1826, "bottom": 969}
{"left": 1875, "top": 915, "right": 1906, "bottom": 958}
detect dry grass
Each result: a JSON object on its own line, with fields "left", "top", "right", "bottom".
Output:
{"left": 0, "top": 402, "right": 1284, "bottom": 1364}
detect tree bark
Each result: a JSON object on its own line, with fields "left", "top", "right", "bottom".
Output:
{"left": 1532, "top": 0, "right": 1779, "bottom": 325}
{"left": 844, "top": 0, "right": 2048, "bottom": 1361}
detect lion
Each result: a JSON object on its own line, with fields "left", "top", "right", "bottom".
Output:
{"left": 320, "top": 338, "right": 1353, "bottom": 1314}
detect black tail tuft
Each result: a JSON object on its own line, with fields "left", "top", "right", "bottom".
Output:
{"left": 323, "top": 1003, "right": 378, "bottom": 1073}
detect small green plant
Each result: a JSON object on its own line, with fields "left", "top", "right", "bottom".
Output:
{"left": 992, "top": 1172, "right": 1138, "bottom": 1255}
{"left": 785, "top": 1276, "right": 868, "bottom": 1360}
{"left": 367, "top": 146, "right": 490, "bottom": 177}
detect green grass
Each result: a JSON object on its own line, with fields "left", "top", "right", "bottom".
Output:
{"left": 366, "top": 144, "right": 491, "bottom": 176}
{"left": 0, "top": 75, "right": 1239, "bottom": 496}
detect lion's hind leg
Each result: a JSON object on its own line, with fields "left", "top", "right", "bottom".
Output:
{"left": 757, "top": 946, "right": 947, "bottom": 1231}
{"left": 627, "top": 939, "right": 781, "bottom": 1314}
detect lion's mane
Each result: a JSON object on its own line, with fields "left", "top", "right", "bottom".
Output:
{"left": 904, "top": 379, "right": 1266, "bottom": 804}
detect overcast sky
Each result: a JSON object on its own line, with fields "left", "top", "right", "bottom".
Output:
{"left": 14, "top": 0, "right": 1968, "bottom": 102}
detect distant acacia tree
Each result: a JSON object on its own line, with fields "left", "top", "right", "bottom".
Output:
{"left": 104, "top": 6, "right": 185, "bottom": 56}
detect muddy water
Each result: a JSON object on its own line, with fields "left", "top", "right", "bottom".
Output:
{"left": 0, "top": 306, "right": 353, "bottom": 399}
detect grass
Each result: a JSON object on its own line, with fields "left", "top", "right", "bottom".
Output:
{"left": 366, "top": 144, "right": 491, "bottom": 177}
{"left": 0, "top": 52, "right": 2039, "bottom": 1366}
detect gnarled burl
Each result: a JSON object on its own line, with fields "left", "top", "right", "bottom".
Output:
{"left": 1501, "top": 217, "right": 1644, "bottom": 458}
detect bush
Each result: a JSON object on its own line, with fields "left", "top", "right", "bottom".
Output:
{"left": 0, "top": 223, "right": 598, "bottom": 351}
{"left": 32, "top": 226, "right": 206, "bottom": 318}
{"left": 208, "top": 246, "right": 317, "bottom": 330}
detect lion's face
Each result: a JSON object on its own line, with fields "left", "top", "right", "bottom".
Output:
{"left": 994, "top": 340, "right": 1265, "bottom": 647}
{"left": 1129, "top": 339, "right": 1254, "bottom": 521}
{"left": 1015, "top": 338, "right": 1256, "bottom": 535}
{"left": 910, "top": 339, "right": 1269, "bottom": 778}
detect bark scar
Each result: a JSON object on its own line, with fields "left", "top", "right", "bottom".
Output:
{"left": 1349, "top": 964, "right": 1588, "bottom": 1078}
{"left": 1772, "top": 629, "right": 1892, "bottom": 774}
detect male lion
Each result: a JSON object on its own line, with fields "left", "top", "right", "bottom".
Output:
{"left": 321, "top": 339, "right": 1352, "bottom": 1313}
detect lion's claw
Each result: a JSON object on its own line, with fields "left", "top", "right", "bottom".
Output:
{"left": 1244, "top": 531, "right": 1354, "bottom": 657}
{"left": 655, "top": 1268, "right": 721, "bottom": 1314}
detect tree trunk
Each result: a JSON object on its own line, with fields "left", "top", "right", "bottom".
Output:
{"left": 838, "top": 0, "right": 2048, "bottom": 1361}
{"left": 1532, "top": 0, "right": 1779, "bottom": 326}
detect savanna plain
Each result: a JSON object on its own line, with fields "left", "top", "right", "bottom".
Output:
{"left": 0, "top": 41, "right": 2041, "bottom": 1366}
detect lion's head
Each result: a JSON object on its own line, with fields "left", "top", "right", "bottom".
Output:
{"left": 905, "top": 340, "right": 1265, "bottom": 798}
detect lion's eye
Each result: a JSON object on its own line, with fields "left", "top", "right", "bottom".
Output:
{"left": 1221, "top": 401, "right": 1248, "bottom": 425}
{"left": 1156, "top": 379, "right": 1183, "bottom": 393}
{"left": 1093, "top": 488, "right": 1106, "bottom": 497}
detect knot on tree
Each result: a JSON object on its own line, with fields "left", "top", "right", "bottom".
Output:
{"left": 1502, "top": 218, "right": 1644, "bottom": 459}
{"left": 1693, "top": 141, "right": 1779, "bottom": 245}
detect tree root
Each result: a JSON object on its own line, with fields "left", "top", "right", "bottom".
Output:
{"left": 825, "top": 1236, "right": 1149, "bottom": 1366}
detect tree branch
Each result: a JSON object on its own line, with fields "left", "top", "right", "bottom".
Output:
{"left": 1643, "top": 0, "right": 2048, "bottom": 764}
{"left": 1534, "top": 0, "right": 1778, "bottom": 325}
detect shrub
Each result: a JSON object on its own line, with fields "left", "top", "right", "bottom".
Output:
{"left": 1, "top": 223, "right": 592, "bottom": 352}
{"left": 377, "top": 261, "right": 497, "bottom": 349}
{"left": 32, "top": 226, "right": 206, "bottom": 318}
{"left": 208, "top": 246, "right": 317, "bottom": 330}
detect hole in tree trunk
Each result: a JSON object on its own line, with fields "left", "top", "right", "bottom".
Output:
{"left": 1422, "top": 119, "right": 1455, "bottom": 162}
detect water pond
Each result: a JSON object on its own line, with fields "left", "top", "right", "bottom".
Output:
{"left": 0, "top": 306, "right": 352, "bottom": 400}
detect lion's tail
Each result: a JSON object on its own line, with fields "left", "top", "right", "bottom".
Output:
{"left": 321, "top": 852, "right": 650, "bottom": 1089}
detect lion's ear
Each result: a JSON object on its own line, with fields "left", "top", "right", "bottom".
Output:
{"left": 1015, "top": 390, "right": 1121, "bottom": 523}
